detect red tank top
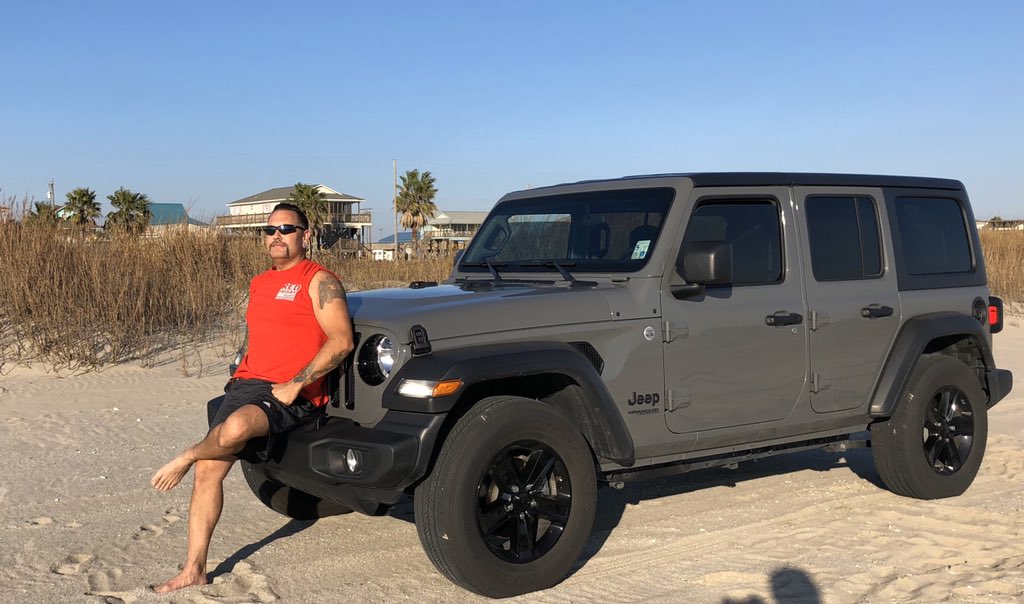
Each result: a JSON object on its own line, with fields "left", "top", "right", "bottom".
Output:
{"left": 234, "top": 259, "right": 335, "bottom": 407}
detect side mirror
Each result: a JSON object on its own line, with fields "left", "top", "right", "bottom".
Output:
{"left": 671, "top": 241, "right": 732, "bottom": 299}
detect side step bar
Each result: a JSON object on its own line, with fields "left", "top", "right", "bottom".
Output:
{"left": 602, "top": 436, "right": 870, "bottom": 487}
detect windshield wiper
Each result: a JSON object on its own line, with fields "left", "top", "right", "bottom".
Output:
{"left": 521, "top": 261, "right": 597, "bottom": 287}
{"left": 459, "top": 260, "right": 505, "bottom": 284}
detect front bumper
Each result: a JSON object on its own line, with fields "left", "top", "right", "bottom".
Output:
{"left": 261, "top": 410, "right": 446, "bottom": 514}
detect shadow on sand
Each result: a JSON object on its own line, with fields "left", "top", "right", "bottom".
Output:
{"left": 722, "top": 566, "right": 823, "bottom": 604}
{"left": 574, "top": 442, "right": 880, "bottom": 573}
{"left": 208, "top": 518, "right": 317, "bottom": 580}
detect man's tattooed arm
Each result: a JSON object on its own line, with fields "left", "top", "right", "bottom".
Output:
{"left": 290, "top": 348, "right": 349, "bottom": 385}
{"left": 273, "top": 271, "right": 355, "bottom": 404}
{"left": 317, "top": 274, "right": 347, "bottom": 310}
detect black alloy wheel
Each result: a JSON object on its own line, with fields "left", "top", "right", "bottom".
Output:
{"left": 414, "top": 395, "right": 597, "bottom": 598}
{"left": 922, "top": 386, "right": 976, "bottom": 475}
{"left": 476, "top": 440, "right": 572, "bottom": 563}
{"left": 872, "top": 355, "right": 988, "bottom": 500}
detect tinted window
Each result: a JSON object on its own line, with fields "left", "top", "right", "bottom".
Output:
{"left": 683, "top": 200, "right": 783, "bottom": 285}
{"left": 805, "top": 196, "right": 882, "bottom": 281}
{"left": 460, "top": 188, "right": 673, "bottom": 272}
{"left": 895, "top": 198, "right": 972, "bottom": 275}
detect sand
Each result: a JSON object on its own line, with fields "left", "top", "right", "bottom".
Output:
{"left": 1, "top": 324, "right": 1022, "bottom": 604}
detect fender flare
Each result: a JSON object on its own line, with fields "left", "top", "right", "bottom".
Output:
{"left": 382, "top": 341, "right": 635, "bottom": 466}
{"left": 869, "top": 312, "right": 998, "bottom": 417}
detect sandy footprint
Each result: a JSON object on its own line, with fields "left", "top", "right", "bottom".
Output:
{"left": 132, "top": 524, "right": 164, "bottom": 541}
{"left": 51, "top": 553, "right": 95, "bottom": 576}
{"left": 201, "top": 561, "right": 280, "bottom": 603}
{"left": 88, "top": 567, "right": 125, "bottom": 592}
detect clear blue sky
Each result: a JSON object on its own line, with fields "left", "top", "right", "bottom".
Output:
{"left": 2, "top": 1, "right": 1022, "bottom": 237}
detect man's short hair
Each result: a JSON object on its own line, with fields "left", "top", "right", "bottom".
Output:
{"left": 271, "top": 203, "right": 309, "bottom": 229}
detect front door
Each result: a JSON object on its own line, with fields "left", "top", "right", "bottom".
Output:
{"left": 663, "top": 187, "right": 808, "bottom": 435}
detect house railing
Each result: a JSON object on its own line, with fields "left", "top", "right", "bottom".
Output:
{"left": 215, "top": 212, "right": 372, "bottom": 227}
{"left": 426, "top": 229, "right": 478, "bottom": 239}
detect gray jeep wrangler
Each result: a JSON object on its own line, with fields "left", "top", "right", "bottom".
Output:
{"left": 236, "top": 173, "right": 1013, "bottom": 598}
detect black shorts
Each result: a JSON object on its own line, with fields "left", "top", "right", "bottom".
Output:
{"left": 208, "top": 378, "right": 325, "bottom": 463}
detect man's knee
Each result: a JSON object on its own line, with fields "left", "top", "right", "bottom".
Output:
{"left": 216, "top": 406, "right": 268, "bottom": 449}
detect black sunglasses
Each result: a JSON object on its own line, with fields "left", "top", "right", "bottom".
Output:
{"left": 262, "top": 224, "right": 306, "bottom": 236}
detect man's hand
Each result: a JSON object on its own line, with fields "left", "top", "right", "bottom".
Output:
{"left": 271, "top": 381, "right": 303, "bottom": 406}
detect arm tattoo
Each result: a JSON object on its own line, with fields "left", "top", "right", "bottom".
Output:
{"left": 291, "top": 349, "right": 348, "bottom": 385}
{"left": 317, "top": 274, "right": 348, "bottom": 310}
{"left": 292, "top": 363, "right": 314, "bottom": 384}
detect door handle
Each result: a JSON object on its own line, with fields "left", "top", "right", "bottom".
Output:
{"left": 861, "top": 304, "right": 894, "bottom": 319}
{"left": 766, "top": 311, "right": 803, "bottom": 327}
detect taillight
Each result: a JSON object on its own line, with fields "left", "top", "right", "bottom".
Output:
{"left": 989, "top": 296, "right": 1004, "bottom": 334}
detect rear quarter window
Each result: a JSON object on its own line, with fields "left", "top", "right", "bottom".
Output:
{"left": 894, "top": 197, "right": 973, "bottom": 275}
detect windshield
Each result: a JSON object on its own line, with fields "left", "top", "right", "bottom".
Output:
{"left": 460, "top": 188, "right": 675, "bottom": 273}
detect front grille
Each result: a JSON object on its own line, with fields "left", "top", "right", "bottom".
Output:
{"left": 344, "top": 331, "right": 361, "bottom": 409}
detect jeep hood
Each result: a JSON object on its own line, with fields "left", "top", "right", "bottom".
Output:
{"left": 347, "top": 283, "right": 612, "bottom": 341}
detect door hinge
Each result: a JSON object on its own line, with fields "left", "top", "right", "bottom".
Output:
{"left": 665, "top": 389, "right": 691, "bottom": 412}
{"left": 664, "top": 320, "right": 688, "bottom": 343}
{"left": 809, "top": 310, "right": 830, "bottom": 332}
{"left": 811, "top": 373, "right": 832, "bottom": 393}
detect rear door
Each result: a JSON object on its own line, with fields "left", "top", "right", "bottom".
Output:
{"left": 662, "top": 187, "right": 808, "bottom": 435}
{"left": 794, "top": 187, "right": 900, "bottom": 413}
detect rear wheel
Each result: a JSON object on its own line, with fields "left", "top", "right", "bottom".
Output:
{"left": 241, "top": 461, "right": 352, "bottom": 520}
{"left": 414, "top": 396, "right": 597, "bottom": 598}
{"left": 871, "top": 356, "right": 988, "bottom": 499}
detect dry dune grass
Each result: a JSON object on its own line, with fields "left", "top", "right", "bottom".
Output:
{"left": 0, "top": 222, "right": 1020, "bottom": 371}
{"left": 0, "top": 222, "right": 452, "bottom": 370}
{"left": 979, "top": 230, "right": 1024, "bottom": 305}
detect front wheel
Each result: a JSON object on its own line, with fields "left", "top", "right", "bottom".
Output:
{"left": 414, "top": 396, "right": 597, "bottom": 598}
{"left": 241, "top": 461, "right": 352, "bottom": 520}
{"left": 871, "top": 356, "right": 988, "bottom": 499}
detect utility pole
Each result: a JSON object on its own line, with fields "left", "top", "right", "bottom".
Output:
{"left": 393, "top": 159, "right": 399, "bottom": 259}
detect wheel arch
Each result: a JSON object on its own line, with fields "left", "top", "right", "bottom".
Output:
{"left": 383, "top": 341, "right": 635, "bottom": 467}
{"left": 870, "top": 312, "right": 996, "bottom": 417}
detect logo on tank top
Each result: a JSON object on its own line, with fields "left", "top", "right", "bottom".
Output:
{"left": 275, "top": 283, "right": 302, "bottom": 301}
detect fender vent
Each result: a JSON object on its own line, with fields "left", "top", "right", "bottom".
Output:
{"left": 570, "top": 342, "right": 604, "bottom": 375}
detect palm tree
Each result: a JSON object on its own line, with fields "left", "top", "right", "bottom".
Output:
{"left": 26, "top": 201, "right": 60, "bottom": 226}
{"left": 396, "top": 169, "right": 438, "bottom": 255}
{"left": 106, "top": 187, "right": 151, "bottom": 235}
{"left": 64, "top": 187, "right": 101, "bottom": 229}
{"left": 287, "top": 183, "right": 329, "bottom": 248}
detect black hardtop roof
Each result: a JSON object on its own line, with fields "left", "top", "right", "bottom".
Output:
{"left": 535, "top": 172, "right": 964, "bottom": 191}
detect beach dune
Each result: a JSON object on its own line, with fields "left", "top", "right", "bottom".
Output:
{"left": 1, "top": 325, "right": 1022, "bottom": 603}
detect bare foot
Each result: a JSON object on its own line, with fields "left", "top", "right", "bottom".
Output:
{"left": 150, "top": 456, "right": 193, "bottom": 491}
{"left": 151, "top": 568, "right": 207, "bottom": 593}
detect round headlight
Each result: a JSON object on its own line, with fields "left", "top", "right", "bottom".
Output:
{"left": 358, "top": 334, "right": 394, "bottom": 385}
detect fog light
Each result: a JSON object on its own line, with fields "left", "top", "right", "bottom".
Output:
{"left": 345, "top": 449, "right": 361, "bottom": 473}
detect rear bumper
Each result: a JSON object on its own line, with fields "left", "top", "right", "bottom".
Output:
{"left": 261, "top": 411, "right": 446, "bottom": 514}
{"left": 986, "top": 369, "right": 1013, "bottom": 408}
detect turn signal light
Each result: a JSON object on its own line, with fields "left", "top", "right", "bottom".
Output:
{"left": 397, "top": 378, "right": 464, "bottom": 398}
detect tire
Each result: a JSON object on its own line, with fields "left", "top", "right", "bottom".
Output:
{"left": 871, "top": 356, "right": 988, "bottom": 499}
{"left": 241, "top": 461, "right": 352, "bottom": 520}
{"left": 414, "top": 396, "right": 597, "bottom": 598}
